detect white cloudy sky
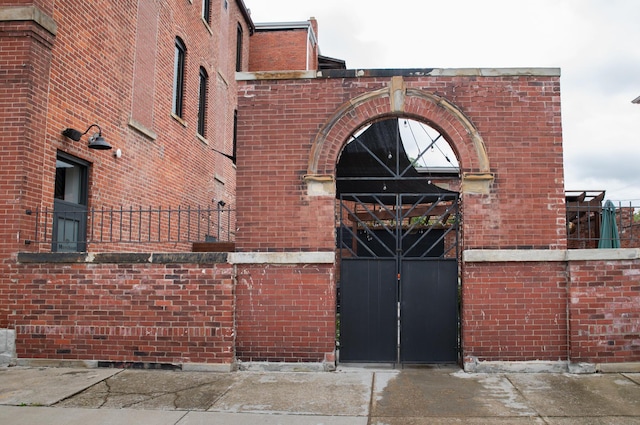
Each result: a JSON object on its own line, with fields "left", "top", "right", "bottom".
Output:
{"left": 247, "top": 0, "right": 640, "bottom": 202}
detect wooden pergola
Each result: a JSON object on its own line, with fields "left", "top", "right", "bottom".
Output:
{"left": 565, "top": 190, "right": 605, "bottom": 248}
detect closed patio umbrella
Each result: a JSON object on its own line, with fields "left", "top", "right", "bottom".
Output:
{"left": 598, "top": 200, "right": 620, "bottom": 248}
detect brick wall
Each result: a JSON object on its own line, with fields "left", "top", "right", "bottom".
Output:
{"left": 0, "top": 16, "right": 55, "bottom": 258}
{"left": 462, "top": 262, "right": 568, "bottom": 362}
{"left": 234, "top": 71, "right": 569, "bottom": 364}
{"left": 6, "top": 254, "right": 234, "bottom": 365}
{"left": 3, "top": 1, "right": 247, "bottom": 256}
{"left": 236, "top": 73, "right": 565, "bottom": 252}
{"left": 568, "top": 259, "right": 640, "bottom": 363}
{"left": 235, "top": 264, "right": 335, "bottom": 362}
{"left": 249, "top": 28, "right": 311, "bottom": 71}
{"left": 5, "top": 253, "right": 640, "bottom": 366}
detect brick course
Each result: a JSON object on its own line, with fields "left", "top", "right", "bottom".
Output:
{"left": 568, "top": 259, "right": 640, "bottom": 362}
{"left": 0, "top": 1, "right": 246, "bottom": 258}
{"left": 235, "top": 264, "right": 335, "bottom": 362}
{"left": 462, "top": 262, "right": 569, "bottom": 361}
{"left": 236, "top": 74, "right": 565, "bottom": 252}
{"left": 6, "top": 258, "right": 235, "bottom": 364}
{"left": 2, "top": 4, "right": 638, "bottom": 368}
{"left": 249, "top": 27, "right": 315, "bottom": 71}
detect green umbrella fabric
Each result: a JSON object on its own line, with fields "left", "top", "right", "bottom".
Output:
{"left": 598, "top": 200, "right": 620, "bottom": 248}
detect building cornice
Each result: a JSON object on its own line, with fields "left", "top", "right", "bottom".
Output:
{"left": 0, "top": 6, "right": 57, "bottom": 36}
{"left": 237, "top": 67, "right": 561, "bottom": 81}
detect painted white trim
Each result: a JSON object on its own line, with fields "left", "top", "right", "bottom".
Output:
{"left": 229, "top": 251, "right": 334, "bottom": 264}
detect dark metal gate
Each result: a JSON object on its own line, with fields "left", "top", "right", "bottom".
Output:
{"left": 337, "top": 192, "right": 459, "bottom": 364}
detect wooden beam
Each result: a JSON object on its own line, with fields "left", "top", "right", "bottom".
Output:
{"left": 348, "top": 204, "right": 454, "bottom": 222}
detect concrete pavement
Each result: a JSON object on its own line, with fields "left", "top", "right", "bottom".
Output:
{"left": 0, "top": 365, "right": 639, "bottom": 424}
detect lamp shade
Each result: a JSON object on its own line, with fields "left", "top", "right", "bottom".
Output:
{"left": 62, "top": 128, "right": 83, "bottom": 141}
{"left": 87, "top": 134, "right": 112, "bottom": 150}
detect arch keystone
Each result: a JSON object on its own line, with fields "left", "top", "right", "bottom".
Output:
{"left": 306, "top": 86, "right": 495, "bottom": 196}
{"left": 389, "top": 76, "right": 406, "bottom": 112}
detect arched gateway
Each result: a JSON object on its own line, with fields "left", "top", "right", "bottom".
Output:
{"left": 304, "top": 78, "right": 494, "bottom": 364}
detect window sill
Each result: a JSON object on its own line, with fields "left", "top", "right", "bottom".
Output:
{"left": 128, "top": 118, "right": 157, "bottom": 140}
{"left": 196, "top": 133, "right": 209, "bottom": 145}
{"left": 217, "top": 70, "right": 229, "bottom": 87}
{"left": 202, "top": 18, "right": 213, "bottom": 35}
{"left": 171, "top": 113, "right": 187, "bottom": 127}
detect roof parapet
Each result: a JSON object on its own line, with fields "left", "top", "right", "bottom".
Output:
{"left": 237, "top": 67, "right": 561, "bottom": 81}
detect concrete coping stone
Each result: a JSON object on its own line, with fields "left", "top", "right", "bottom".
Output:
{"left": 18, "top": 249, "right": 640, "bottom": 264}
{"left": 17, "top": 251, "right": 335, "bottom": 265}
{"left": 237, "top": 67, "right": 561, "bottom": 81}
{"left": 463, "top": 248, "right": 640, "bottom": 262}
{"left": 228, "top": 251, "right": 335, "bottom": 264}
{"left": 17, "top": 252, "right": 229, "bottom": 264}
{"left": 0, "top": 5, "right": 57, "bottom": 35}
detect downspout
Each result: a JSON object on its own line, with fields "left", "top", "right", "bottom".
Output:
{"left": 305, "top": 25, "right": 313, "bottom": 71}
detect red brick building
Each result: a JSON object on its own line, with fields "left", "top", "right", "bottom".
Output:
{"left": 1, "top": 2, "right": 638, "bottom": 371}
{"left": 249, "top": 19, "right": 319, "bottom": 72}
{"left": 0, "top": 0, "right": 252, "bottom": 366}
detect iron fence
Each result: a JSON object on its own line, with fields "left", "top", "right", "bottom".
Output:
{"left": 25, "top": 205, "right": 235, "bottom": 252}
{"left": 566, "top": 198, "right": 639, "bottom": 249}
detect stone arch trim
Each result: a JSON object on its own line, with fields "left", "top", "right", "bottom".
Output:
{"left": 305, "top": 76, "right": 494, "bottom": 194}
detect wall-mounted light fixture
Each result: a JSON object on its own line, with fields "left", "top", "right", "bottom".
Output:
{"left": 62, "top": 124, "right": 112, "bottom": 150}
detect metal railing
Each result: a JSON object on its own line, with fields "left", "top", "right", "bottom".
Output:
{"left": 25, "top": 205, "right": 235, "bottom": 251}
{"left": 566, "top": 199, "right": 639, "bottom": 249}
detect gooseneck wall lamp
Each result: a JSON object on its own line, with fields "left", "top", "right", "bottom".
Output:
{"left": 62, "top": 124, "right": 112, "bottom": 150}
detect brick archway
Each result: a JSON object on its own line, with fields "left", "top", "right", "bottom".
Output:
{"left": 305, "top": 76, "right": 494, "bottom": 194}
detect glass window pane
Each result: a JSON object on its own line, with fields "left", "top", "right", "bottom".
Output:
{"left": 55, "top": 159, "right": 83, "bottom": 204}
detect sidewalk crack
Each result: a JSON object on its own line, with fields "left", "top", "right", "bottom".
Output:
{"left": 367, "top": 372, "right": 375, "bottom": 425}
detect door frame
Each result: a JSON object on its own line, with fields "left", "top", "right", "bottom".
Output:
{"left": 53, "top": 152, "right": 89, "bottom": 252}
